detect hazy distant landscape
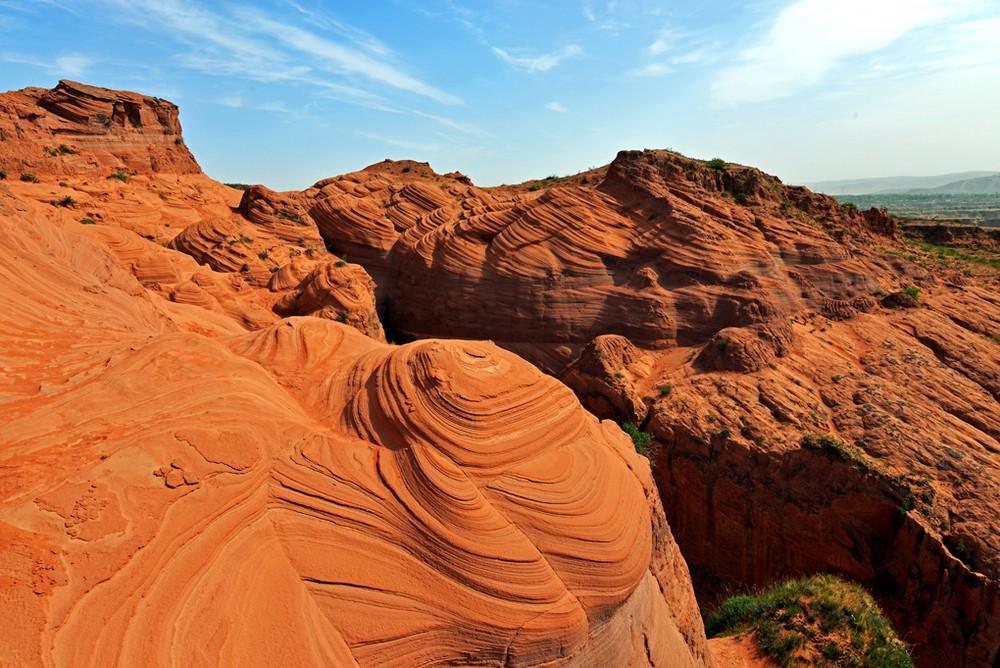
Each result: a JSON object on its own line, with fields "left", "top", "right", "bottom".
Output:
{"left": 835, "top": 193, "right": 1000, "bottom": 226}
{"left": 808, "top": 172, "right": 1000, "bottom": 226}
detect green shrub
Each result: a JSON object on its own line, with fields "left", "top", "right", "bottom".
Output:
{"left": 707, "top": 158, "right": 727, "bottom": 170}
{"left": 107, "top": 171, "right": 129, "bottom": 182}
{"left": 901, "top": 286, "right": 920, "bottom": 300}
{"left": 336, "top": 310, "right": 350, "bottom": 323}
{"left": 20, "top": 172, "right": 40, "bottom": 183}
{"left": 706, "top": 574, "right": 913, "bottom": 668}
{"left": 621, "top": 422, "right": 652, "bottom": 457}
{"left": 80, "top": 217, "right": 96, "bottom": 225}
{"left": 45, "top": 144, "right": 77, "bottom": 157}
{"left": 897, "top": 492, "right": 915, "bottom": 515}
{"left": 657, "top": 384, "right": 672, "bottom": 396}
{"left": 0, "top": 170, "right": 6, "bottom": 180}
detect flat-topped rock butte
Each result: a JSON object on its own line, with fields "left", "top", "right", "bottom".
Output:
{"left": 1, "top": 80, "right": 997, "bottom": 667}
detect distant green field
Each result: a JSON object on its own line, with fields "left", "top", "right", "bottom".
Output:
{"left": 835, "top": 193, "right": 1000, "bottom": 227}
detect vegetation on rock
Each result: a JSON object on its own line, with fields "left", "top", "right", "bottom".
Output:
{"left": 705, "top": 574, "right": 914, "bottom": 668}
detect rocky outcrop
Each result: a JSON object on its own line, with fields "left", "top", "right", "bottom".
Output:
{"left": 646, "top": 301, "right": 1000, "bottom": 667}
{"left": 272, "top": 259, "right": 385, "bottom": 341}
{"left": 0, "top": 83, "right": 714, "bottom": 668}
{"left": 0, "top": 79, "right": 200, "bottom": 177}
{"left": 248, "top": 150, "right": 898, "bottom": 376}
{"left": 559, "top": 335, "right": 655, "bottom": 423}
{"left": 3, "top": 80, "right": 997, "bottom": 667}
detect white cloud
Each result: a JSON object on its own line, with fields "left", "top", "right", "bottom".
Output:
{"left": 630, "top": 63, "right": 672, "bottom": 77}
{"left": 217, "top": 94, "right": 294, "bottom": 115}
{"left": 412, "top": 111, "right": 491, "bottom": 137}
{"left": 491, "top": 44, "right": 583, "bottom": 72}
{"left": 100, "top": 0, "right": 460, "bottom": 106}
{"left": 236, "top": 10, "right": 462, "bottom": 105}
{"left": 711, "top": 0, "right": 960, "bottom": 105}
{"left": 545, "top": 101, "right": 568, "bottom": 113}
{"left": 0, "top": 51, "right": 93, "bottom": 77}
{"left": 648, "top": 39, "right": 671, "bottom": 56}
{"left": 647, "top": 28, "right": 684, "bottom": 56}
{"left": 54, "top": 54, "right": 94, "bottom": 77}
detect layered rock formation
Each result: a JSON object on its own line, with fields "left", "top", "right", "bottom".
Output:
{"left": 2, "top": 79, "right": 997, "bottom": 667}
{"left": 0, "top": 83, "right": 712, "bottom": 667}
{"left": 245, "top": 150, "right": 998, "bottom": 667}
{"left": 0, "top": 79, "right": 200, "bottom": 177}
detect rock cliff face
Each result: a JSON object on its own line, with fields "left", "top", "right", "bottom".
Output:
{"left": 0, "top": 79, "right": 200, "bottom": 176}
{"left": 248, "top": 150, "right": 998, "bottom": 667}
{"left": 2, "top": 80, "right": 997, "bottom": 667}
{"left": 0, "top": 83, "right": 712, "bottom": 667}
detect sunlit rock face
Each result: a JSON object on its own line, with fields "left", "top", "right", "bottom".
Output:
{"left": 0, "top": 81, "right": 712, "bottom": 668}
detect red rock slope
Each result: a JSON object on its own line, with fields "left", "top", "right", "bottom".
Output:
{"left": 0, "top": 84, "right": 712, "bottom": 666}
{"left": 254, "top": 150, "right": 999, "bottom": 667}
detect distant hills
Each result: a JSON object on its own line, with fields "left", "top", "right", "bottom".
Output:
{"left": 805, "top": 172, "right": 998, "bottom": 195}
{"left": 897, "top": 174, "right": 1000, "bottom": 195}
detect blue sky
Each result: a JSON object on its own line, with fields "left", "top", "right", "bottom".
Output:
{"left": 2, "top": 0, "right": 999, "bottom": 190}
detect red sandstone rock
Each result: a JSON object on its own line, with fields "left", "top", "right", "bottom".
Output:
{"left": 2, "top": 79, "right": 998, "bottom": 667}
{"left": 259, "top": 149, "right": 997, "bottom": 667}
{"left": 0, "top": 79, "right": 200, "bottom": 177}
{"left": 0, "top": 83, "right": 714, "bottom": 668}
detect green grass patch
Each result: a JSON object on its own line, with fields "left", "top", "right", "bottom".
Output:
{"left": 906, "top": 240, "right": 1000, "bottom": 272}
{"left": 621, "top": 422, "right": 652, "bottom": 458}
{"left": 705, "top": 574, "right": 913, "bottom": 668}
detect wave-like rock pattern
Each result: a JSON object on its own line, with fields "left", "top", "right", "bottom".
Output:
{"left": 263, "top": 151, "right": 892, "bottom": 375}
{"left": 255, "top": 150, "right": 997, "bottom": 666}
{"left": 0, "top": 80, "right": 200, "bottom": 177}
{"left": 273, "top": 260, "right": 385, "bottom": 341}
{"left": 0, "top": 189, "right": 712, "bottom": 666}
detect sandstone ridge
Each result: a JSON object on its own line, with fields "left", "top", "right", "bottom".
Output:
{"left": 0, "top": 82, "right": 712, "bottom": 667}
{"left": 2, "top": 79, "right": 998, "bottom": 667}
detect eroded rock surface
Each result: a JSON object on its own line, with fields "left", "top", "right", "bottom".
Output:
{"left": 2, "top": 79, "right": 997, "bottom": 667}
{"left": 0, "top": 83, "right": 712, "bottom": 668}
{"left": 251, "top": 150, "right": 997, "bottom": 667}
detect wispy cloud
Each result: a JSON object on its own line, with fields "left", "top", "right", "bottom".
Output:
{"left": 234, "top": 8, "right": 461, "bottom": 104}
{"left": 491, "top": 44, "right": 583, "bottom": 72}
{"left": 629, "top": 63, "right": 672, "bottom": 77}
{"left": 218, "top": 94, "right": 296, "bottom": 115}
{"left": 545, "top": 101, "right": 568, "bottom": 113}
{"left": 647, "top": 27, "right": 684, "bottom": 56}
{"left": 98, "top": 0, "right": 460, "bottom": 106}
{"left": 284, "top": 0, "right": 390, "bottom": 56}
{"left": 924, "top": 16, "right": 1000, "bottom": 69}
{"left": 355, "top": 130, "right": 446, "bottom": 154}
{"left": 711, "top": 0, "right": 959, "bottom": 105}
{"left": 412, "top": 111, "right": 491, "bottom": 137}
{"left": 0, "top": 51, "right": 93, "bottom": 77}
